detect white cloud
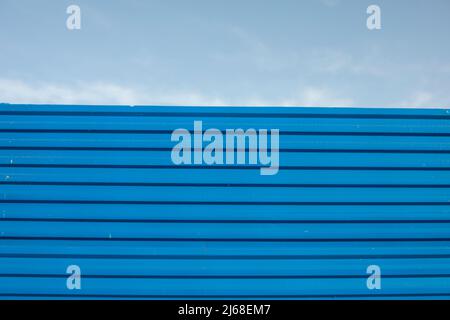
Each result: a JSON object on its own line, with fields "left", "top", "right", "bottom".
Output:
{"left": 0, "top": 78, "right": 355, "bottom": 107}
{"left": 0, "top": 78, "right": 226, "bottom": 106}
{"left": 400, "top": 91, "right": 450, "bottom": 108}
{"left": 226, "top": 27, "right": 387, "bottom": 78}
{"left": 307, "top": 48, "right": 387, "bottom": 77}
{"left": 212, "top": 27, "right": 301, "bottom": 73}
{"left": 281, "top": 87, "right": 354, "bottom": 107}
{"left": 4, "top": 78, "right": 448, "bottom": 109}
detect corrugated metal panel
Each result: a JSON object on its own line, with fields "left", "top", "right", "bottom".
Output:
{"left": 0, "top": 103, "right": 449, "bottom": 299}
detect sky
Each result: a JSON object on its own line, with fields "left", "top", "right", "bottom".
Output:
{"left": 0, "top": 0, "right": 450, "bottom": 107}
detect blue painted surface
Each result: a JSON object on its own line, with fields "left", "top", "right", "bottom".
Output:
{"left": 0, "top": 103, "right": 450, "bottom": 299}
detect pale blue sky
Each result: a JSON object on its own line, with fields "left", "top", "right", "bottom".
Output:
{"left": 1, "top": 0, "right": 449, "bottom": 107}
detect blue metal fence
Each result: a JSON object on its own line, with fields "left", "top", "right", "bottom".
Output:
{"left": 0, "top": 104, "right": 449, "bottom": 299}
